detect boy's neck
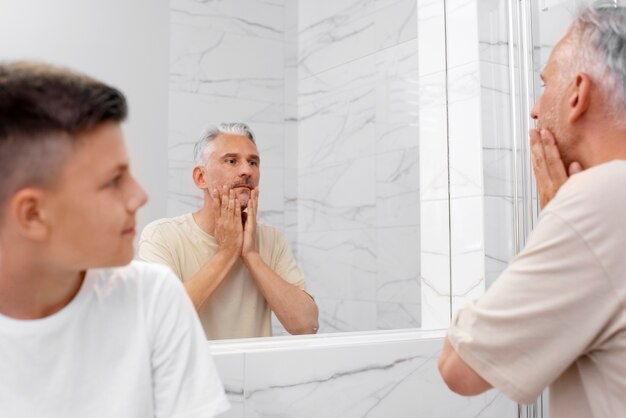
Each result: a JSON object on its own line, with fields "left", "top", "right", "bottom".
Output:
{"left": 0, "top": 253, "right": 85, "bottom": 320}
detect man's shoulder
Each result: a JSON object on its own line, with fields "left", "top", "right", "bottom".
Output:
{"left": 143, "top": 214, "right": 191, "bottom": 232}
{"left": 141, "top": 213, "right": 194, "bottom": 242}
{"left": 257, "top": 222, "right": 287, "bottom": 243}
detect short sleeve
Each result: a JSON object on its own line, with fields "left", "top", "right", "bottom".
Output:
{"left": 145, "top": 267, "right": 229, "bottom": 418}
{"left": 269, "top": 229, "right": 306, "bottom": 290}
{"left": 138, "top": 223, "right": 182, "bottom": 279}
{"left": 447, "top": 211, "right": 621, "bottom": 404}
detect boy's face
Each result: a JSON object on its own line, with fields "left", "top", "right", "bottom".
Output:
{"left": 43, "top": 122, "right": 147, "bottom": 269}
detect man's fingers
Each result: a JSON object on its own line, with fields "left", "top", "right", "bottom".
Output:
{"left": 228, "top": 189, "right": 236, "bottom": 219}
{"left": 212, "top": 187, "right": 220, "bottom": 215}
{"left": 568, "top": 161, "right": 583, "bottom": 176}
{"left": 540, "top": 129, "right": 568, "bottom": 184}
{"left": 220, "top": 185, "right": 229, "bottom": 218}
{"left": 530, "top": 129, "right": 549, "bottom": 180}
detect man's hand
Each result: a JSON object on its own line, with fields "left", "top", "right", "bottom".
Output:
{"left": 212, "top": 185, "right": 243, "bottom": 258}
{"left": 530, "top": 128, "right": 582, "bottom": 208}
{"left": 242, "top": 188, "right": 259, "bottom": 259}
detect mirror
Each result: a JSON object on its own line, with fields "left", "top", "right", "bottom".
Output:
{"left": 168, "top": 0, "right": 446, "bottom": 336}
{"left": 1, "top": 0, "right": 539, "bottom": 340}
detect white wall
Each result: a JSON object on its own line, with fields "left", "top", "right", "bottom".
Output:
{"left": 0, "top": 0, "right": 170, "bottom": 232}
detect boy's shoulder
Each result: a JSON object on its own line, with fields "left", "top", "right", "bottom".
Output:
{"left": 87, "top": 260, "right": 183, "bottom": 299}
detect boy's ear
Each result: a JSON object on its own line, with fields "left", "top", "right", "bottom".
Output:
{"left": 9, "top": 188, "right": 50, "bottom": 241}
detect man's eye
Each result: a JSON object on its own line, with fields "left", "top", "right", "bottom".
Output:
{"left": 105, "top": 175, "right": 122, "bottom": 188}
{"left": 225, "top": 159, "right": 236, "bottom": 165}
{"left": 249, "top": 160, "right": 258, "bottom": 167}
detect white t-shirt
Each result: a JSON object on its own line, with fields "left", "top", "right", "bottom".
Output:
{"left": 0, "top": 261, "right": 230, "bottom": 418}
{"left": 448, "top": 161, "right": 626, "bottom": 418}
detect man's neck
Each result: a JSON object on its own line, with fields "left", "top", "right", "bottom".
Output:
{"left": 581, "top": 128, "right": 626, "bottom": 168}
{"left": 193, "top": 202, "right": 216, "bottom": 236}
{"left": 0, "top": 245, "right": 85, "bottom": 320}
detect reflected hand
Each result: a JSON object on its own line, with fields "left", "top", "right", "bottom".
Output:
{"left": 212, "top": 185, "right": 243, "bottom": 257}
{"left": 241, "top": 188, "right": 258, "bottom": 259}
{"left": 530, "top": 128, "right": 582, "bottom": 209}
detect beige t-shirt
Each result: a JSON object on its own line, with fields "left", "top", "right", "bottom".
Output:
{"left": 138, "top": 213, "right": 306, "bottom": 340}
{"left": 448, "top": 160, "right": 626, "bottom": 418}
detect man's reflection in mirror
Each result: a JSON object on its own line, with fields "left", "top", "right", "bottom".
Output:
{"left": 139, "top": 123, "right": 319, "bottom": 340}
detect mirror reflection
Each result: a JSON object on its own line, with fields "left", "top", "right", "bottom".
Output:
{"left": 166, "top": 0, "right": 428, "bottom": 337}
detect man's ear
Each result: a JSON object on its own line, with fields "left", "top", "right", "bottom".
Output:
{"left": 567, "top": 73, "right": 591, "bottom": 124}
{"left": 192, "top": 166, "right": 208, "bottom": 189}
{"left": 9, "top": 188, "right": 50, "bottom": 241}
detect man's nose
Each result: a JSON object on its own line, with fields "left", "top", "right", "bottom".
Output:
{"left": 530, "top": 100, "right": 540, "bottom": 120}
{"left": 239, "top": 162, "right": 253, "bottom": 176}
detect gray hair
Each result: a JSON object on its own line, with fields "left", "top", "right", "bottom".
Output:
{"left": 565, "top": 4, "right": 626, "bottom": 123}
{"left": 193, "top": 122, "right": 256, "bottom": 166}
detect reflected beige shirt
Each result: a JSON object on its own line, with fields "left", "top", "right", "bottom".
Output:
{"left": 138, "top": 213, "right": 306, "bottom": 340}
{"left": 448, "top": 161, "right": 626, "bottom": 418}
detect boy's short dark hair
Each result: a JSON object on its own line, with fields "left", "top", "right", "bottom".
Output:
{"left": 0, "top": 61, "right": 128, "bottom": 209}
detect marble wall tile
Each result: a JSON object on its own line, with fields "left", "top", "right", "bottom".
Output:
{"left": 239, "top": 337, "right": 517, "bottom": 418}
{"left": 298, "top": 229, "right": 378, "bottom": 302}
{"left": 315, "top": 298, "right": 378, "bottom": 333}
{"left": 376, "top": 148, "right": 420, "bottom": 227}
{"left": 377, "top": 226, "right": 420, "bottom": 304}
{"left": 420, "top": 200, "right": 451, "bottom": 329}
{"left": 297, "top": 157, "right": 377, "bottom": 232}
{"left": 478, "top": 0, "right": 511, "bottom": 66}
{"left": 171, "top": 0, "right": 285, "bottom": 42}
{"left": 375, "top": 0, "right": 418, "bottom": 50}
{"left": 417, "top": 0, "right": 446, "bottom": 77}
{"left": 445, "top": 0, "right": 480, "bottom": 70}
{"left": 377, "top": 302, "right": 421, "bottom": 329}
{"left": 211, "top": 352, "right": 245, "bottom": 418}
{"left": 375, "top": 42, "right": 419, "bottom": 154}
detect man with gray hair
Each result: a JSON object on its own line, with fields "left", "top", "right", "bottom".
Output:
{"left": 439, "top": 5, "right": 626, "bottom": 418}
{"left": 139, "top": 123, "right": 319, "bottom": 340}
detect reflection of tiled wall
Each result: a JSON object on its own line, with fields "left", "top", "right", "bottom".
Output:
{"left": 297, "top": 0, "right": 421, "bottom": 333}
{"left": 168, "top": 0, "right": 288, "bottom": 229}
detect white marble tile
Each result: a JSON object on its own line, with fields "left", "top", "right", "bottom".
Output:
{"left": 210, "top": 352, "right": 245, "bottom": 418}
{"left": 418, "top": 103, "right": 449, "bottom": 202}
{"left": 258, "top": 166, "right": 285, "bottom": 228}
{"left": 297, "top": 157, "right": 377, "bottom": 232}
{"left": 171, "top": 0, "right": 285, "bottom": 42}
{"left": 298, "top": 59, "right": 377, "bottom": 168}
{"left": 298, "top": 12, "right": 377, "bottom": 80}
{"left": 483, "top": 196, "right": 516, "bottom": 287}
{"left": 420, "top": 199, "right": 451, "bottom": 329}
{"left": 377, "top": 302, "right": 421, "bottom": 329}
{"left": 242, "top": 338, "right": 518, "bottom": 418}
{"left": 478, "top": 0, "right": 511, "bottom": 66}
{"left": 298, "top": 229, "right": 377, "bottom": 302}
{"left": 375, "top": 0, "right": 417, "bottom": 50}
{"left": 170, "top": 23, "right": 285, "bottom": 104}
{"left": 449, "top": 195, "right": 484, "bottom": 313}
{"left": 448, "top": 83, "right": 484, "bottom": 198}
{"left": 169, "top": 92, "right": 284, "bottom": 147}
{"left": 445, "top": 0, "right": 480, "bottom": 69}
{"left": 376, "top": 148, "right": 420, "bottom": 227}
{"left": 375, "top": 42, "right": 419, "bottom": 153}
{"left": 377, "top": 226, "right": 420, "bottom": 304}
{"left": 480, "top": 62, "right": 514, "bottom": 152}
{"left": 417, "top": 0, "right": 446, "bottom": 77}
{"left": 315, "top": 298, "right": 378, "bottom": 333}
